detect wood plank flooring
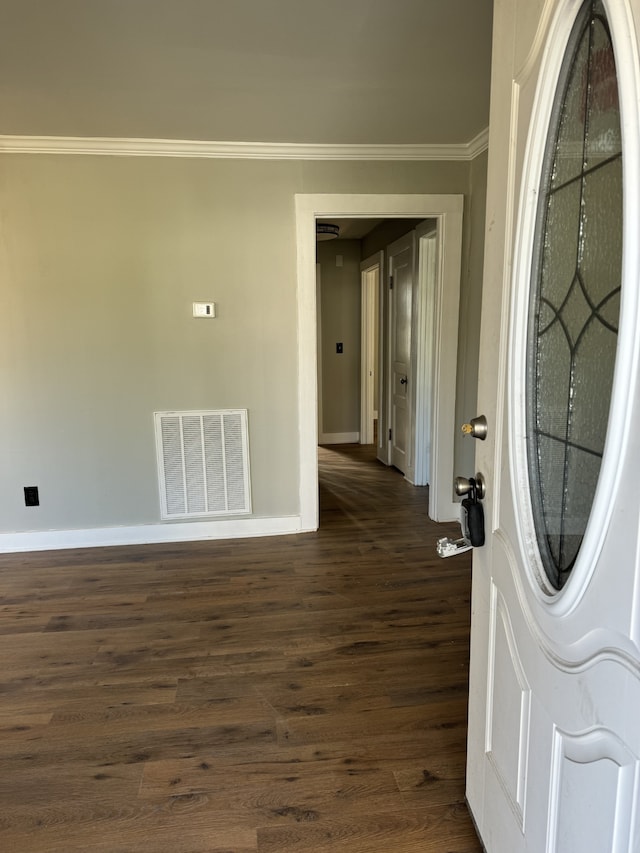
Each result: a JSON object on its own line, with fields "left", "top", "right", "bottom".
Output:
{"left": 0, "top": 444, "right": 481, "bottom": 852}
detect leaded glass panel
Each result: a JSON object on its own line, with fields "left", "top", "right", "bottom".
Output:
{"left": 527, "top": 0, "right": 622, "bottom": 589}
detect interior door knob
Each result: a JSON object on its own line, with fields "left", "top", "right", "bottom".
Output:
{"left": 461, "top": 414, "right": 488, "bottom": 440}
{"left": 400, "top": 377, "right": 407, "bottom": 385}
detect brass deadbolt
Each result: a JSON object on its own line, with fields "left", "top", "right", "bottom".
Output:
{"left": 461, "top": 415, "right": 488, "bottom": 441}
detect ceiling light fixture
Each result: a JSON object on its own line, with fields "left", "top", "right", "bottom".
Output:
{"left": 316, "top": 222, "right": 340, "bottom": 241}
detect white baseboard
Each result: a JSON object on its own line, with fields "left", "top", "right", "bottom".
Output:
{"left": 0, "top": 502, "right": 459, "bottom": 553}
{"left": 425, "top": 499, "right": 461, "bottom": 524}
{"left": 319, "top": 432, "right": 360, "bottom": 444}
{"left": 0, "top": 515, "right": 304, "bottom": 554}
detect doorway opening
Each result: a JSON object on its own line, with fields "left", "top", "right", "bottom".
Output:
{"left": 296, "top": 194, "right": 464, "bottom": 529}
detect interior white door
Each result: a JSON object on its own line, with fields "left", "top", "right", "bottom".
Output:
{"left": 388, "top": 234, "right": 414, "bottom": 473}
{"left": 360, "top": 253, "right": 382, "bottom": 447}
{"left": 467, "top": 1, "right": 640, "bottom": 851}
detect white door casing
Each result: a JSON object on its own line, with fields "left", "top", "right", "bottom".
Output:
{"left": 295, "top": 193, "right": 464, "bottom": 527}
{"left": 412, "top": 225, "right": 438, "bottom": 487}
{"left": 388, "top": 234, "right": 415, "bottom": 475}
{"left": 467, "top": 1, "right": 640, "bottom": 851}
{"left": 316, "top": 264, "right": 323, "bottom": 438}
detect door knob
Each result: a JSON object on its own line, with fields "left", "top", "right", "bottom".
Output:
{"left": 455, "top": 476, "right": 473, "bottom": 496}
{"left": 455, "top": 473, "right": 486, "bottom": 500}
{"left": 400, "top": 377, "right": 407, "bottom": 385}
{"left": 461, "top": 414, "right": 488, "bottom": 440}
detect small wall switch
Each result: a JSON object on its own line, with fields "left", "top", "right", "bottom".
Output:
{"left": 193, "top": 302, "right": 216, "bottom": 318}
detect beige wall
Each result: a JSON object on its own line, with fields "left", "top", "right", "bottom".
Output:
{"left": 0, "top": 154, "right": 485, "bottom": 539}
{"left": 316, "top": 240, "right": 362, "bottom": 437}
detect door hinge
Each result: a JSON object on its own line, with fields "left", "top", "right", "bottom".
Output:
{"left": 388, "top": 428, "right": 392, "bottom": 440}
{"left": 389, "top": 275, "right": 394, "bottom": 290}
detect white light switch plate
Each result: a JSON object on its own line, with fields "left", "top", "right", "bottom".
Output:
{"left": 193, "top": 302, "right": 216, "bottom": 318}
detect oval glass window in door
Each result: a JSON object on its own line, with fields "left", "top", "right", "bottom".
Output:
{"left": 527, "top": 0, "right": 622, "bottom": 590}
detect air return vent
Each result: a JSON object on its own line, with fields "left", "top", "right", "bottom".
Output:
{"left": 154, "top": 410, "right": 251, "bottom": 519}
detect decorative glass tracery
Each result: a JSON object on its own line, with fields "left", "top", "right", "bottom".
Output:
{"left": 527, "top": 0, "right": 622, "bottom": 590}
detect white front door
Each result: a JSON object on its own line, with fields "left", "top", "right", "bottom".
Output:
{"left": 467, "top": 1, "right": 640, "bottom": 851}
{"left": 388, "top": 234, "right": 414, "bottom": 474}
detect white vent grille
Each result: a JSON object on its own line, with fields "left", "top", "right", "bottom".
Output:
{"left": 154, "top": 410, "right": 251, "bottom": 519}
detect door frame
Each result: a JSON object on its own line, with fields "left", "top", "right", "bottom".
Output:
{"left": 295, "top": 193, "right": 464, "bottom": 527}
{"left": 360, "top": 252, "right": 383, "bottom": 447}
{"left": 315, "top": 263, "right": 323, "bottom": 438}
{"left": 412, "top": 223, "right": 439, "bottom": 486}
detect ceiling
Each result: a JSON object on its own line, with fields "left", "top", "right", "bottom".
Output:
{"left": 0, "top": 0, "right": 494, "bottom": 145}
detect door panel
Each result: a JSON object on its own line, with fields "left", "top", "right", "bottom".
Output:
{"left": 466, "top": 1, "right": 640, "bottom": 850}
{"left": 361, "top": 253, "right": 382, "bottom": 449}
{"left": 388, "top": 235, "right": 414, "bottom": 473}
{"left": 485, "top": 585, "right": 530, "bottom": 821}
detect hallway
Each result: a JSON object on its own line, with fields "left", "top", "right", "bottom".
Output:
{"left": 0, "top": 444, "right": 480, "bottom": 852}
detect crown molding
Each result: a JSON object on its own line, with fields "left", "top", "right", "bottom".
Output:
{"left": 0, "top": 128, "right": 489, "bottom": 162}
{"left": 465, "top": 127, "right": 490, "bottom": 159}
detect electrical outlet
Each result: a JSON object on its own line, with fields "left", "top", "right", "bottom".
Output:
{"left": 24, "top": 486, "right": 39, "bottom": 507}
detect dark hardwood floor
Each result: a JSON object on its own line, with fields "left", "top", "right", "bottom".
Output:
{"left": 0, "top": 444, "right": 480, "bottom": 852}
